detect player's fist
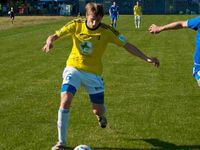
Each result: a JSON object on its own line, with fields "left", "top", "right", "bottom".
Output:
{"left": 42, "top": 35, "right": 58, "bottom": 53}
{"left": 147, "top": 57, "right": 160, "bottom": 68}
{"left": 148, "top": 24, "right": 161, "bottom": 34}
{"left": 42, "top": 43, "right": 53, "bottom": 53}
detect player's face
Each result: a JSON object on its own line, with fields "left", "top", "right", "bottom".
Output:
{"left": 86, "top": 12, "right": 103, "bottom": 29}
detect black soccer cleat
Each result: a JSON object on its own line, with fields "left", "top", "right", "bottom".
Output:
{"left": 98, "top": 116, "right": 107, "bottom": 128}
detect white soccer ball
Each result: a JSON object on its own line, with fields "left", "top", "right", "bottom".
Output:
{"left": 8, "top": 11, "right": 11, "bottom": 15}
{"left": 74, "top": 145, "right": 92, "bottom": 150}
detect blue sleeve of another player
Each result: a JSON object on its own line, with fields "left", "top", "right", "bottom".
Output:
{"left": 187, "top": 17, "right": 200, "bottom": 30}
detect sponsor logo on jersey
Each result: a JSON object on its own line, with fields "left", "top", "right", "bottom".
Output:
{"left": 80, "top": 41, "right": 93, "bottom": 55}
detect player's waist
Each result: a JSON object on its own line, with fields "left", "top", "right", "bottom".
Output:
{"left": 66, "top": 60, "right": 103, "bottom": 75}
{"left": 111, "top": 13, "right": 118, "bottom": 15}
{"left": 134, "top": 13, "right": 141, "bottom": 15}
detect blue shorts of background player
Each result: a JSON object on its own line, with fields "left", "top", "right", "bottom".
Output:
{"left": 193, "top": 64, "right": 200, "bottom": 86}
{"left": 111, "top": 15, "right": 117, "bottom": 21}
{"left": 110, "top": 15, "right": 118, "bottom": 28}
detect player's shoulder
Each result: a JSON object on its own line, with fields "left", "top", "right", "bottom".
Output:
{"left": 100, "top": 23, "right": 120, "bottom": 36}
{"left": 71, "top": 18, "right": 85, "bottom": 25}
{"left": 73, "top": 18, "right": 85, "bottom": 23}
{"left": 65, "top": 18, "right": 85, "bottom": 26}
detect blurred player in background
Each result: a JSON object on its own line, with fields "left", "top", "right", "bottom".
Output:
{"left": 0, "top": 3, "right": 2, "bottom": 16}
{"left": 133, "top": 1, "right": 142, "bottom": 29}
{"left": 109, "top": 1, "right": 119, "bottom": 28}
{"left": 43, "top": 2, "right": 159, "bottom": 150}
{"left": 149, "top": 17, "right": 200, "bottom": 86}
{"left": 8, "top": 7, "right": 15, "bottom": 24}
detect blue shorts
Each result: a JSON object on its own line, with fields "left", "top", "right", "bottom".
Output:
{"left": 111, "top": 15, "right": 117, "bottom": 21}
{"left": 192, "top": 64, "right": 200, "bottom": 80}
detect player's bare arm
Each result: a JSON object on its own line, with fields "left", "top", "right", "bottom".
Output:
{"left": 109, "top": 9, "right": 111, "bottom": 16}
{"left": 149, "top": 21, "right": 187, "bottom": 34}
{"left": 42, "top": 34, "right": 59, "bottom": 53}
{"left": 124, "top": 42, "right": 160, "bottom": 67}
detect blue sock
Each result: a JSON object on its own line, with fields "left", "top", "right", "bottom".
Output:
{"left": 57, "top": 108, "right": 69, "bottom": 145}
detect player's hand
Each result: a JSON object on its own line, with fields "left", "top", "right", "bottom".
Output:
{"left": 147, "top": 57, "right": 160, "bottom": 68}
{"left": 42, "top": 34, "right": 58, "bottom": 53}
{"left": 148, "top": 24, "right": 161, "bottom": 34}
{"left": 42, "top": 42, "right": 53, "bottom": 53}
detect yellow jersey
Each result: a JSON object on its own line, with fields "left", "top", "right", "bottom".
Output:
{"left": 56, "top": 18, "right": 127, "bottom": 75}
{"left": 133, "top": 5, "right": 142, "bottom": 16}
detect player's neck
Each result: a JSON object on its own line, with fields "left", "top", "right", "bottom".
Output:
{"left": 85, "top": 20, "right": 101, "bottom": 31}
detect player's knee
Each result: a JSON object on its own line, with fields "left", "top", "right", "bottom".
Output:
{"left": 60, "top": 84, "right": 76, "bottom": 108}
{"left": 60, "top": 92, "right": 74, "bottom": 109}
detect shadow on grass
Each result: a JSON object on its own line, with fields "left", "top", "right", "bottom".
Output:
{"left": 142, "top": 138, "right": 200, "bottom": 149}
{"left": 66, "top": 138, "right": 200, "bottom": 150}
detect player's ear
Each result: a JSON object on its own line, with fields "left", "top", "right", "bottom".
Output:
{"left": 85, "top": 13, "right": 89, "bottom": 20}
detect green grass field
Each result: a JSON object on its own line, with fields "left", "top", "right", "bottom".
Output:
{"left": 0, "top": 15, "right": 200, "bottom": 150}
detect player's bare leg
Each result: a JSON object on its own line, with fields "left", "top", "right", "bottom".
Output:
{"left": 134, "top": 16, "right": 137, "bottom": 28}
{"left": 138, "top": 17, "right": 141, "bottom": 28}
{"left": 110, "top": 19, "right": 114, "bottom": 27}
{"left": 92, "top": 103, "right": 107, "bottom": 128}
{"left": 113, "top": 19, "right": 117, "bottom": 28}
{"left": 11, "top": 18, "right": 14, "bottom": 24}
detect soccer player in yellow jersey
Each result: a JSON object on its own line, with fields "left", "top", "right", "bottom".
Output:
{"left": 133, "top": 1, "right": 142, "bottom": 28}
{"left": 42, "top": 2, "right": 159, "bottom": 150}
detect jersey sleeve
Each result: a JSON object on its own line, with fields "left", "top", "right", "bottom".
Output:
{"left": 55, "top": 20, "right": 76, "bottom": 37}
{"left": 187, "top": 17, "right": 200, "bottom": 31}
{"left": 108, "top": 27, "right": 127, "bottom": 47}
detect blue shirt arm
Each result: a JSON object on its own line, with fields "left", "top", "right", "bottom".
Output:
{"left": 187, "top": 17, "right": 200, "bottom": 31}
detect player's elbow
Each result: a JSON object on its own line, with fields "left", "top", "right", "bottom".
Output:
{"left": 176, "top": 21, "right": 187, "bottom": 28}
{"left": 180, "top": 21, "right": 187, "bottom": 28}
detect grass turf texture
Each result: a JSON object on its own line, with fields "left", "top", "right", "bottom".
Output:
{"left": 0, "top": 15, "right": 200, "bottom": 150}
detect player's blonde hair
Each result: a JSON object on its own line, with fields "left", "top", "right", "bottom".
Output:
{"left": 85, "top": 2, "right": 104, "bottom": 17}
